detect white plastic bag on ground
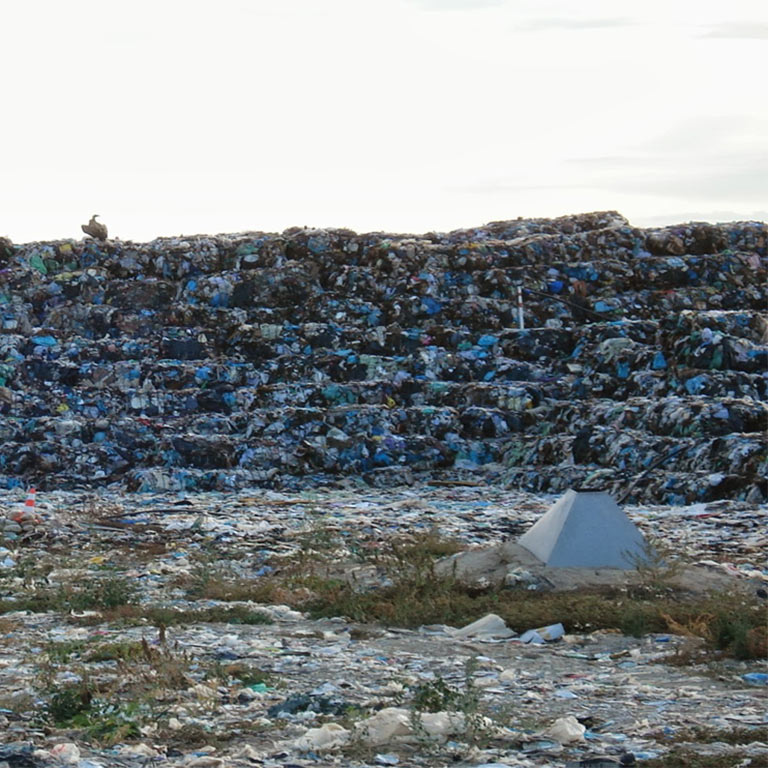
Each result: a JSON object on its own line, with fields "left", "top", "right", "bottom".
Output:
{"left": 357, "top": 707, "right": 476, "bottom": 746}
{"left": 292, "top": 722, "right": 350, "bottom": 750}
{"left": 451, "top": 613, "right": 516, "bottom": 640}
{"left": 540, "top": 715, "right": 586, "bottom": 744}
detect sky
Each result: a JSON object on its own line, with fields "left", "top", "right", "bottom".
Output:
{"left": 2, "top": 0, "right": 766, "bottom": 242}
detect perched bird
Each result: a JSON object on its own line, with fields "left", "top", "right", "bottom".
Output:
{"left": 569, "top": 279, "right": 591, "bottom": 323}
{"left": 81, "top": 214, "right": 108, "bottom": 241}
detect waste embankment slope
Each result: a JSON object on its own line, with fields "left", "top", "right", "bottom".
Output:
{"left": 0, "top": 211, "right": 765, "bottom": 502}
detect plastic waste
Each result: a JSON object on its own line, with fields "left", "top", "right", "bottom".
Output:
{"left": 268, "top": 692, "right": 349, "bottom": 717}
{"left": 0, "top": 214, "right": 762, "bottom": 504}
{"left": 291, "top": 722, "right": 350, "bottom": 750}
{"left": 518, "top": 622, "right": 565, "bottom": 644}
{"left": 49, "top": 743, "right": 81, "bottom": 765}
{"left": 541, "top": 715, "right": 587, "bottom": 744}
{"left": 375, "top": 754, "right": 400, "bottom": 765}
{"left": 0, "top": 743, "right": 41, "bottom": 767}
{"left": 357, "top": 707, "right": 473, "bottom": 746}
{"left": 451, "top": 613, "right": 517, "bottom": 640}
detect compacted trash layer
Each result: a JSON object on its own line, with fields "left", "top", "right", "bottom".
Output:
{"left": 0, "top": 212, "right": 765, "bottom": 503}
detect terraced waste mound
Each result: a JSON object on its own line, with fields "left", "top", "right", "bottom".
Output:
{"left": 0, "top": 211, "right": 765, "bottom": 503}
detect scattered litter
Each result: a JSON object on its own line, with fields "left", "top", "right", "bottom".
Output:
{"left": 49, "top": 743, "right": 81, "bottom": 765}
{"left": 291, "top": 722, "right": 350, "bottom": 750}
{"left": 541, "top": 715, "right": 587, "bottom": 744}
{"left": 268, "top": 693, "right": 349, "bottom": 718}
{"left": 374, "top": 754, "right": 400, "bottom": 765}
{"left": 357, "top": 707, "right": 475, "bottom": 746}
{"left": 518, "top": 623, "right": 565, "bottom": 644}
{"left": 451, "top": 613, "right": 517, "bottom": 641}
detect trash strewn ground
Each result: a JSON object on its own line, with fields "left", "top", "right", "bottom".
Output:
{"left": 0, "top": 486, "right": 766, "bottom": 767}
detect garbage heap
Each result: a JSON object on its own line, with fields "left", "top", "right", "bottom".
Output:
{"left": 0, "top": 211, "right": 765, "bottom": 503}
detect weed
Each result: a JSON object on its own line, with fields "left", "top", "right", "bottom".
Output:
{"left": 666, "top": 636, "right": 708, "bottom": 666}
{"left": 79, "top": 699, "right": 144, "bottom": 746}
{"left": 668, "top": 726, "right": 768, "bottom": 745}
{"left": 8, "top": 554, "right": 54, "bottom": 586}
{"left": 47, "top": 680, "right": 95, "bottom": 723}
{"left": 179, "top": 528, "right": 463, "bottom": 611}
{"left": 69, "top": 576, "right": 139, "bottom": 611}
{"left": 399, "top": 527, "right": 464, "bottom": 559}
{"left": 456, "top": 658, "right": 491, "bottom": 748}
{"left": 213, "top": 662, "right": 271, "bottom": 687}
{"left": 85, "top": 641, "right": 145, "bottom": 663}
{"left": 0, "top": 576, "right": 139, "bottom": 615}
{"left": 411, "top": 677, "right": 465, "bottom": 713}
{"left": 0, "top": 691, "right": 35, "bottom": 714}
{"left": 407, "top": 658, "right": 492, "bottom": 753}
{"left": 47, "top": 686, "right": 146, "bottom": 747}
{"left": 68, "top": 603, "right": 273, "bottom": 628}
{"left": 617, "top": 600, "right": 666, "bottom": 637}
{"left": 120, "top": 637, "right": 194, "bottom": 690}
{"left": 710, "top": 602, "right": 767, "bottom": 659}
{"left": 169, "top": 604, "right": 272, "bottom": 626}
{"left": 0, "top": 588, "right": 67, "bottom": 614}
{"left": 296, "top": 522, "right": 343, "bottom": 556}
{"left": 626, "top": 536, "right": 684, "bottom": 591}
{"left": 340, "top": 720, "right": 376, "bottom": 764}
{"left": 305, "top": 575, "right": 766, "bottom": 659}
{"left": 642, "top": 748, "right": 768, "bottom": 767}
{"left": 184, "top": 560, "right": 229, "bottom": 599}
{"left": 45, "top": 640, "right": 88, "bottom": 663}
{"left": 157, "top": 722, "right": 226, "bottom": 749}
{"left": 662, "top": 594, "right": 768, "bottom": 659}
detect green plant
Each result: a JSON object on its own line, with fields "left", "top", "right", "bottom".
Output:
{"left": 662, "top": 593, "right": 767, "bottom": 659}
{"left": 618, "top": 602, "right": 659, "bottom": 637}
{"left": 85, "top": 641, "right": 145, "bottom": 662}
{"left": 47, "top": 687, "right": 146, "bottom": 746}
{"left": 668, "top": 726, "right": 768, "bottom": 745}
{"left": 710, "top": 607, "right": 760, "bottom": 659}
{"left": 79, "top": 699, "right": 144, "bottom": 746}
{"left": 8, "top": 554, "right": 54, "bottom": 586}
{"left": 212, "top": 662, "right": 271, "bottom": 687}
{"left": 3, "top": 577, "right": 141, "bottom": 615}
{"left": 67, "top": 603, "right": 272, "bottom": 628}
{"left": 156, "top": 722, "right": 227, "bottom": 749}
{"left": 411, "top": 677, "right": 464, "bottom": 713}
{"left": 47, "top": 680, "right": 95, "bottom": 723}
{"left": 626, "top": 536, "right": 683, "bottom": 590}
{"left": 69, "top": 575, "right": 140, "bottom": 610}
{"left": 45, "top": 640, "right": 88, "bottom": 663}
{"left": 642, "top": 748, "right": 768, "bottom": 767}
{"left": 407, "top": 658, "right": 491, "bottom": 752}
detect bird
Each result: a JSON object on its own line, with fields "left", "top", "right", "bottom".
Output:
{"left": 81, "top": 214, "right": 108, "bottom": 241}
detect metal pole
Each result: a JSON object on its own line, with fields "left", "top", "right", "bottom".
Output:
{"left": 517, "top": 284, "right": 524, "bottom": 330}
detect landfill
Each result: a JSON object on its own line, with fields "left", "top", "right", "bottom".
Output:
{"left": 0, "top": 211, "right": 765, "bottom": 502}
{"left": 0, "top": 485, "right": 766, "bottom": 767}
{"left": 0, "top": 212, "right": 766, "bottom": 766}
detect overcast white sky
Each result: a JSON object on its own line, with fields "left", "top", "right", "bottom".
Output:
{"left": 2, "top": 0, "right": 766, "bottom": 242}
